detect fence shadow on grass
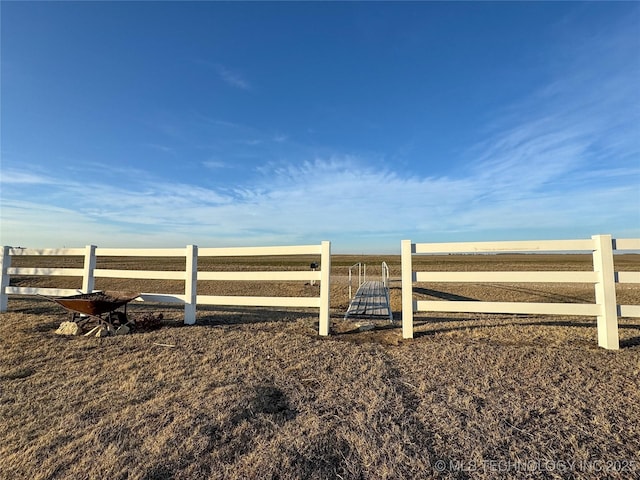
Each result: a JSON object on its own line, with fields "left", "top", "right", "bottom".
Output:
{"left": 620, "top": 336, "right": 640, "bottom": 348}
{"left": 486, "top": 284, "right": 591, "bottom": 303}
{"left": 412, "top": 316, "right": 640, "bottom": 349}
{"left": 413, "top": 286, "right": 592, "bottom": 304}
{"left": 411, "top": 317, "right": 597, "bottom": 336}
{"left": 10, "top": 297, "right": 67, "bottom": 315}
{"left": 192, "top": 306, "right": 319, "bottom": 327}
{"left": 413, "top": 288, "right": 478, "bottom": 302}
{"left": 335, "top": 322, "right": 400, "bottom": 336}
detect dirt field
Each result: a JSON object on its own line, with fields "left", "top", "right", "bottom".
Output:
{"left": 1, "top": 254, "right": 639, "bottom": 479}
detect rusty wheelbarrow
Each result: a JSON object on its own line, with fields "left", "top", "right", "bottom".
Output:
{"left": 43, "top": 291, "right": 141, "bottom": 329}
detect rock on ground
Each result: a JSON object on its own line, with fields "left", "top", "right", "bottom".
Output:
{"left": 55, "top": 321, "right": 82, "bottom": 336}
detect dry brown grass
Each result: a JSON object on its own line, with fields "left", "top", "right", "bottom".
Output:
{"left": 1, "top": 254, "right": 639, "bottom": 479}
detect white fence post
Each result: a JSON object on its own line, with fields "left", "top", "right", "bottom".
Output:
{"left": 0, "top": 246, "right": 11, "bottom": 312}
{"left": 318, "top": 241, "right": 331, "bottom": 336}
{"left": 184, "top": 245, "right": 198, "bottom": 325}
{"left": 82, "top": 245, "right": 97, "bottom": 293}
{"left": 401, "top": 239, "right": 414, "bottom": 339}
{"left": 592, "top": 235, "right": 619, "bottom": 350}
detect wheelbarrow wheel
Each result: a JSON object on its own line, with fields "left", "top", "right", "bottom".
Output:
{"left": 108, "top": 311, "right": 129, "bottom": 327}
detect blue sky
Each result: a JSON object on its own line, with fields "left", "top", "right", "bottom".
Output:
{"left": 1, "top": 2, "right": 639, "bottom": 253}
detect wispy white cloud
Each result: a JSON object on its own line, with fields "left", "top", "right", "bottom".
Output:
{"left": 3, "top": 147, "right": 636, "bottom": 251}
{"left": 144, "top": 143, "right": 175, "bottom": 154}
{"left": 193, "top": 58, "right": 252, "bottom": 91}
{"left": 2, "top": 10, "right": 638, "bottom": 251}
{"left": 0, "top": 168, "right": 55, "bottom": 184}
{"left": 202, "top": 160, "right": 229, "bottom": 170}
{"left": 461, "top": 11, "right": 640, "bottom": 218}
{"left": 215, "top": 64, "right": 251, "bottom": 91}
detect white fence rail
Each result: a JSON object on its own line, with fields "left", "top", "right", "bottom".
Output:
{"left": 1, "top": 242, "right": 332, "bottom": 335}
{"left": 401, "top": 235, "right": 640, "bottom": 350}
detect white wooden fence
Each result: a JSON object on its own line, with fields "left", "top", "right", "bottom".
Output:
{"left": 401, "top": 235, "right": 640, "bottom": 350}
{"left": 0, "top": 242, "right": 332, "bottom": 335}
{"left": 2, "top": 235, "right": 638, "bottom": 348}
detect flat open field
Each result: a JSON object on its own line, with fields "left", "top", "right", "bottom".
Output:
{"left": 1, "top": 254, "right": 639, "bottom": 479}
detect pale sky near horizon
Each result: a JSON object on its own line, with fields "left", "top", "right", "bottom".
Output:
{"left": 1, "top": 1, "right": 639, "bottom": 253}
